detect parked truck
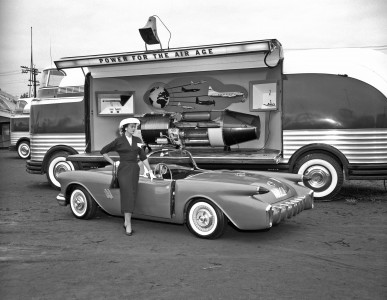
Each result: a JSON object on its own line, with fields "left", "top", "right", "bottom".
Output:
{"left": 26, "top": 39, "right": 387, "bottom": 199}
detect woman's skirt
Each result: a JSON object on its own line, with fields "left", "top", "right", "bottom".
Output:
{"left": 117, "top": 161, "right": 140, "bottom": 213}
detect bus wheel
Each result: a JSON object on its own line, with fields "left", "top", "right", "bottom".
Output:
{"left": 17, "top": 141, "right": 30, "bottom": 159}
{"left": 46, "top": 151, "right": 75, "bottom": 189}
{"left": 294, "top": 153, "right": 343, "bottom": 200}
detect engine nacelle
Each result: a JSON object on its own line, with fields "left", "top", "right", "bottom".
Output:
{"left": 140, "top": 110, "right": 260, "bottom": 148}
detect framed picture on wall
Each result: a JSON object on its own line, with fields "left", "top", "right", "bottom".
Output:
{"left": 96, "top": 91, "right": 135, "bottom": 116}
{"left": 249, "top": 80, "right": 278, "bottom": 111}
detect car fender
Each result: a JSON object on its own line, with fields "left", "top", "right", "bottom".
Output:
{"left": 59, "top": 170, "right": 122, "bottom": 216}
{"left": 175, "top": 181, "right": 273, "bottom": 230}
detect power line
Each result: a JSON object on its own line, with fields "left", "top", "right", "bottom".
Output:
{"left": 1, "top": 81, "right": 29, "bottom": 85}
{"left": 0, "top": 71, "right": 22, "bottom": 76}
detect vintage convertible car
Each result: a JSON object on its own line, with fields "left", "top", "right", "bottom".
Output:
{"left": 56, "top": 149, "right": 313, "bottom": 239}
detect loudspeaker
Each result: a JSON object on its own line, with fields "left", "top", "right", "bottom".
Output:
{"left": 139, "top": 16, "right": 160, "bottom": 45}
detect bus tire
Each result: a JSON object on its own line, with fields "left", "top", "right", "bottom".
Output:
{"left": 17, "top": 141, "right": 31, "bottom": 159}
{"left": 294, "top": 153, "right": 343, "bottom": 200}
{"left": 46, "top": 151, "right": 75, "bottom": 189}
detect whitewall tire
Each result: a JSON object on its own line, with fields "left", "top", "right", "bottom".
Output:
{"left": 70, "top": 186, "right": 97, "bottom": 219}
{"left": 186, "top": 200, "right": 227, "bottom": 239}
{"left": 46, "top": 151, "right": 75, "bottom": 189}
{"left": 17, "top": 141, "right": 30, "bottom": 159}
{"left": 295, "top": 153, "right": 343, "bottom": 200}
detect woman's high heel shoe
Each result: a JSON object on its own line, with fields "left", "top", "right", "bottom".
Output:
{"left": 125, "top": 230, "right": 134, "bottom": 236}
{"left": 123, "top": 224, "right": 134, "bottom": 235}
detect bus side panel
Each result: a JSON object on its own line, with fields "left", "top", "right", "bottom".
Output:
{"left": 9, "top": 117, "right": 30, "bottom": 149}
{"left": 282, "top": 74, "right": 387, "bottom": 167}
{"left": 29, "top": 98, "right": 86, "bottom": 162}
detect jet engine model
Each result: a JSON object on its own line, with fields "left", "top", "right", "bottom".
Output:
{"left": 139, "top": 110, "right": 260, "bottom": 149}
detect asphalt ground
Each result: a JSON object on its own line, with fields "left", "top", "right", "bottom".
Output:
{"left": 0, "top": 149, "right": 386, "bottom": 299}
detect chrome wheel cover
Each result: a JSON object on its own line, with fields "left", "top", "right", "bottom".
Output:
{"left": 189, "top": 202, "right": 218, "bottom": 236}
{"left": 304, "top": 165, "right": 332, "bottom": 189}
{"left": 18, "top": 143, "right": 30, "bottom": 158}
{"left": 54, "top": 161, "right": 73, "bottom": 178}
{"left": 297, "top": 158, "right": 338, "bottom": 198}
{"left": 70, "top": 190, "right": 87, "bottom": 217}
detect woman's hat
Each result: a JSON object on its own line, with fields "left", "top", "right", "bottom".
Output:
{"left": 119, "top": 117, "right": 140, "bottom": 129}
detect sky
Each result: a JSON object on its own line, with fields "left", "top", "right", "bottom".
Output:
{"left": 0, "top": 0, "right": 386, "bottom": 97}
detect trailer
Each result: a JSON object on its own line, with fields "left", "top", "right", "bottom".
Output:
{"left": 26, "top": 39, "right": 387, "bottom": 199}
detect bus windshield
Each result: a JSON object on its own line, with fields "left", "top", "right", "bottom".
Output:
{"left": 40, "top": 69, "right": 66, "bottom": 88}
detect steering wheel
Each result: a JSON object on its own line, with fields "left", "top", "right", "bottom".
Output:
{"left": 154, "top": 163, "right": 173, "bottom": 180}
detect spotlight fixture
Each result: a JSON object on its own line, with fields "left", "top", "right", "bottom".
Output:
{"left": 139, "top": 15, "right": 171, "bottom": 51}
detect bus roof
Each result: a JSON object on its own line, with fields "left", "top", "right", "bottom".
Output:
{"left": 283, "top": 48, "right": 387, "bottom": 98}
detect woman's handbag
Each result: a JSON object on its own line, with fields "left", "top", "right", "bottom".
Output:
{"left": 110, "top": 162, "right": 119, "bottom": 188}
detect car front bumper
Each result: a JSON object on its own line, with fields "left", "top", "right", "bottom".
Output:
{"left": 56, "top": 193, "right": 66, "bottom": 206}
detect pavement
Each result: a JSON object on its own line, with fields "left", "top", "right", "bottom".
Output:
{"left": 0, "top": 149, "right": 386, "bottom": 299}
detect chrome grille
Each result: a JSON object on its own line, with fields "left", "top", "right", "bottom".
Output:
{"left": 271, "top": 192, "right": 314, "bottom": 225}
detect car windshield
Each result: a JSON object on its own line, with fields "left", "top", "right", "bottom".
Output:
{"left": 148, "top": 149, "right": 200, "bottom": 169}
{"left": 147, "top": 149, "right": 203, "bottom": 180}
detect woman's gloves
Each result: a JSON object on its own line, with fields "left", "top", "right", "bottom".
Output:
{"left": 143, "top": 166, "right": 156, "bottom": 180}
{"left": 148, "top": 170, "right": 156, "bottom": 180}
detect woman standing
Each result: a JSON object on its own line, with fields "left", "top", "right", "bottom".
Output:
{"left": 100, "top": 118, "right": 155, "bottom": 236}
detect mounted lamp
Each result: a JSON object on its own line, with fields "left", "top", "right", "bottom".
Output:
{"left": 139, "top": 15, "right": 171, "bottom": 51}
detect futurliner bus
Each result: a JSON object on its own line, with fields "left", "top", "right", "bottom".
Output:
{"left": 26, "top": 39, "right": 387, "bottom": 200}
{"left": 9, "top": 97, "right": 33, "bottom": 158}
{"left": 9, "top": 68, "right": 65, "bottom": 159}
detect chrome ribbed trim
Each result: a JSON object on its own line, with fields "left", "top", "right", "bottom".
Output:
{"left": 283, "top": 129, "right": 387, "bottom": 164}
{"left": 30, "top": 133, "right": 86, "bottom": 161}
{"left": 31, "top": 96, "right": 83, "bottom": 105}
{"left": 10, "top": 131, "right": 30, "bottom": 146}
{"left": 272, "top": 195, "right": 313, "bottom": 225}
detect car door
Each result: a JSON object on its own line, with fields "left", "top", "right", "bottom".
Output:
{"left": 134, "top": 177, "right": 173, "bottom": 219}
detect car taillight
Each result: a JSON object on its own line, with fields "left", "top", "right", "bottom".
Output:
{"left": 266, "top": 205, "right": 273, "bottom": 228}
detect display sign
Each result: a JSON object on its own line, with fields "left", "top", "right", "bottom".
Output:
{"left": 249, "top": 81, "right": 278, "bottom": 111}
{"left": 55, "top": 40, "right": 277, "bottom": 69}
{"left": 96, "top": 91, "right": 134, "bottom": 116}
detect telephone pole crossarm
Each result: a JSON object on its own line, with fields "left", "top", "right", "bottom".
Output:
{"left": 20, "top": 66, "right": 41, "bottom": 97}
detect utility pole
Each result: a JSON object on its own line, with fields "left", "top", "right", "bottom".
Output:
{"left": 21, "top": 27, "right": 40, "bottom": 97}
{"left": 21, "top": 66, "right": 40, "bottom": 97}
